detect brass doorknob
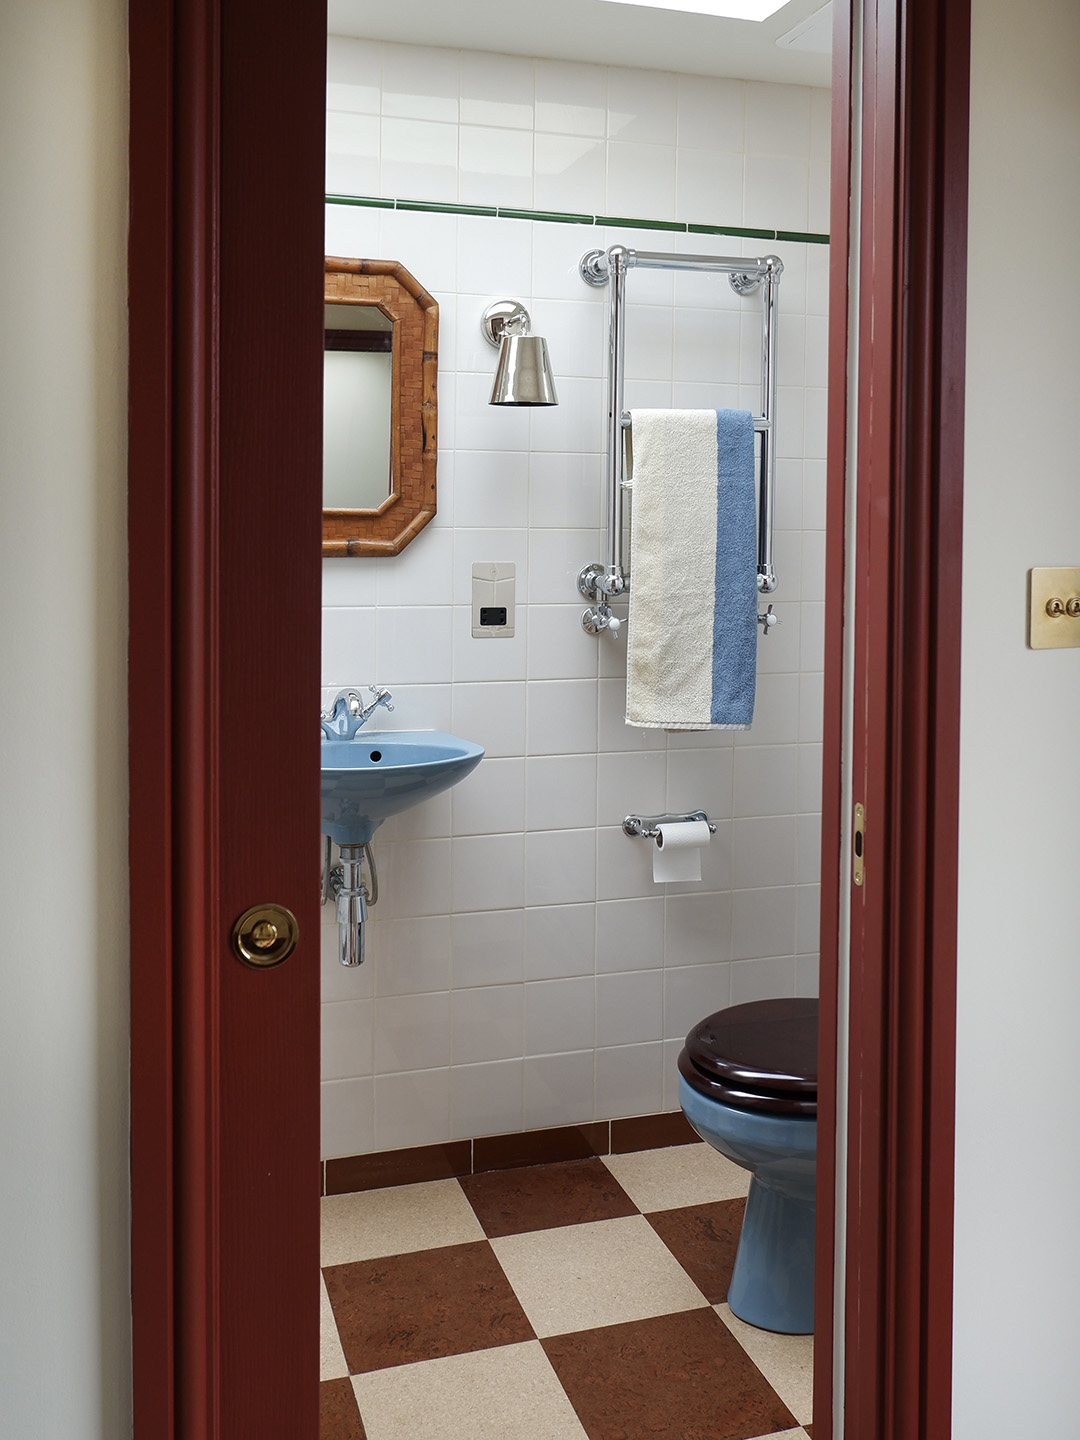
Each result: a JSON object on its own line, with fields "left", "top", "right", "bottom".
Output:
{"left": 231, "top": 903, "right": 299, "bottom": 968}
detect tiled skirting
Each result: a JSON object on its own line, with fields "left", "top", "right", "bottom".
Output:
{"left": 322, "top": 1110, "right": 697, "bottom": 1196}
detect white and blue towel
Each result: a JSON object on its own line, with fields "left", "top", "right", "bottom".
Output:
{"left": 625, "top": 408, "right": 757, "bottom": 730}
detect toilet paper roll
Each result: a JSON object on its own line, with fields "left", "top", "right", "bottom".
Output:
{"left": 652, "top": 819, "right": 711, "bottom": 883}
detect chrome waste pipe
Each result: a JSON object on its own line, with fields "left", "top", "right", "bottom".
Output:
{"left": 327, "top": 841, "right": 377, "bottom": 967}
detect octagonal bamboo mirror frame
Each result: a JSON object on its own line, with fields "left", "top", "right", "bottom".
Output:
{"left": 323, "top": 256, "right": 438, "bottom": 556}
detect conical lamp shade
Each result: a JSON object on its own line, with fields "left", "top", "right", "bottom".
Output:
{"left": 489, "top": 334, "right": 558, "bottom": 406}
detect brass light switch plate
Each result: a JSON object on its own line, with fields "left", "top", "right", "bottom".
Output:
{"left": 1029, "top": 567, "right": 1080, "bottom": 649}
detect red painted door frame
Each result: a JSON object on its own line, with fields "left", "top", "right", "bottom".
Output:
{"left": 128, "top": 1, "right": 969, "bottom": 1435}
{"left": 814, "top": 1, "right": 970, "bottom": 1436}
{"left": 128, "top": 1, "right": 326, "bottom": 1433}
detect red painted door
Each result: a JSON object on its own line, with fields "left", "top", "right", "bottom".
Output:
{"left": 128, "top": 2, "right": 327, "bottom": 1434}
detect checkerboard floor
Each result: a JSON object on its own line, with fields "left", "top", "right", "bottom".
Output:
{"left": 320, "top": 1143, "right": 813, "bottom": 1440}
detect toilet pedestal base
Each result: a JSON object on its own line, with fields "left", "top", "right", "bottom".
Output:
{"left": 728, "top": 1175, "right": 815, "bottom": 1335}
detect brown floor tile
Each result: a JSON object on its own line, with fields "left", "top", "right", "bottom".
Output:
{"left": 804, "top": 1426, "right": 813, "bottom": 1438}
{"left": 461, "top": 1158, "right": 639, "bottom": 1238}
{"left": 610, "top": 1111, "right": 699, "bottom": 1154}
{"left": 645, "top": 1197, "right": 747, "bottom": 1304}
{"left": 320, "top": 1377, "right": 366, "bottom": 1440}
{"left": 542, "top": 1307, "right": 798, "bottom": 1440}
{"left": 324, "top": 1240, "right": 534, "bottom": 1374}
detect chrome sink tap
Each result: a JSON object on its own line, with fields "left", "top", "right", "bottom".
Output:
{"left": 320, "top": 686, "right": 394, "bottom": 741}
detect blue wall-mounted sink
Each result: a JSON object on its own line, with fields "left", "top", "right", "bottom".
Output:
{"left": 321, "top": 730, "right": 484, "bottom": 845}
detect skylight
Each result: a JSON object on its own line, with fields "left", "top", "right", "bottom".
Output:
{"left": 596, "top": 0, "right": 787, "bottom": 20}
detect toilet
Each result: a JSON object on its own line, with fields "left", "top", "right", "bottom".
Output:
{"left": 677, "top": 997, "right": 818, "bottom": 1335}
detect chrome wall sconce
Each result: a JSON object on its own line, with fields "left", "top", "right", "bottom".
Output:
{"left": 481, "top": 299, "right": 558, "bottom": 407}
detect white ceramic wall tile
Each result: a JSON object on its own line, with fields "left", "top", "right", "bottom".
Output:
{"left": 381, "top": 44, "right": 459, "bottom": 123}
{"left": 374, "top": 838, "right": 452, "bottom": 920}
{"left": 597, "top": 750, "right": 667, "bottom": 829}
{"left": 606, "top": 141, "right": 677, "bottom": 221}
{"left": 596, "top": 969, "right": 663, "bottom": 1046}
{"left": 326, "top": 113, "right": 381, "bottom": 196}
{"left": 731, "top": 886, "right": 797, "bottom": 962}
{"left": 451, "top": 908, "right": 525, "bottom": 988}
{"left": 373, "top": 916, "right": 452, "bottom": 997}
{"left": 797, "top": 743, "right": 823, "bottom": 814}
{"left": 596, "top": 897, "right": 665, "bottom": 974}
{"left": 733, "top": 745, "right": 799, "bottom": 818}
{"left": 664, "top": 962, "right": 731, "bottom": 1039}
{"left": 451, "top": 984, "right": 524, "bottom": 1063}
{"left": 524, "top": 1050, "right": 596, "bottom": 1128}
{"left": 450, "top": 1059, "right": 524, "bottom": 1139}
{"left": 525, "top": 754, "right": 597, "bottom": 832}
{"left": 374, "top": 1068, "right": 451, "bottom": 1150}
{"left": 534, "top": 60, "right": 607, "bottom": 138}
{"left": 453, "top": 451, "right": 530, "bottom": 530}
{"left": 533, "top": 133, "right": 607, "bottom": 214}
{"left": 374, "top": 991, "right": 451, "bottom": 1073}
{"left": 594, "top": 1042, "right": 663, "bottom": 1119}
{"left": 322, "top": 1077, "right": 375, "bottom": 1160}
{"left": 321, "top": 45, "right": 829, "bottom": 1157}
{"left": 795, "top": 954, "right": 819, "bottom": 998}
{"left": 525, "top": 827, "right": 597, "bottom": 907}
{"left": 796, "top": 813, "right": 822, "bottom": 886}
{"left": 730, "top": 955, "right": 797, "bottom": 1006}
{"left": 665, "top": 892, "right": 733, "bottom": 967}
{"left": 327, "top": 37, "right": 381, "bottom": 113}
{"left": 451, "top": 833, "right": 525, "bottom": 912}
{"left": 459, "top": 51, "right": 534, "bottom": 131}
{"left": 459, "top": 126, "right": 534, "bottom": 209}
{"left": 322, "top": 999, "right": 374, "bottom": 1081}
{"left": 744, "top": 81, "right": 812, "bottom": 159}
{"left": 732, "top": 816, "right": 798, "bottom": 890}
{"left": 452, "top": 681, "right": 526, "bottom": 758}
{"left": 526, "top": 606, "right": 602, "bottom": 682}
{"left": 675, "top": 150, "right": 745, "bottom": 228}
{"left": 452, "top": 757, "right": 526, "bottom": 836}
{"left": 525, "top": 680, "right": 597, "bottom": 755}
{"left": 375, "top": 606, "right": 452, "bottom": 685}
{"left": 529, "top": 455, "right": 604, "bottom": 535}
{"left": 676, "top": 74, "right": 745, "bottom": 150}
{"left": 525, "top": 976, "right": 596, "bottom": 1055}
{"left": 524, "top": 902, "right": 596, "bottom": 980}
{"left": 322, "top": 607, "right": 376, "bottom": 688}
{"left": 380, "top": 117, "right": 459, "bottom": 202}
{"left": 666, "top": 748, "right": 734, "bottom": 819}
{"left": 797, "top": 883, "right": 821, "bottom": 954}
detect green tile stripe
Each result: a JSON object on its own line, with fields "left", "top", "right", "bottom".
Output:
{"left": 326, "top": 193, "right": 829, "bottom": 246}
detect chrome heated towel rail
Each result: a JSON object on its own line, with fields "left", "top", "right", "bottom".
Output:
{"left": 577, "top": 244, "right": 783, "bottom": 638}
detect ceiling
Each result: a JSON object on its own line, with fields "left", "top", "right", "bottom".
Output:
{"left": 327, "top": 0, "right": 832, "bottom": 88}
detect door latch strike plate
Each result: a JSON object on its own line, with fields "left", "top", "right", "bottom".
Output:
{"left": 853, "top": 803, "right": 865, "bottom": 888}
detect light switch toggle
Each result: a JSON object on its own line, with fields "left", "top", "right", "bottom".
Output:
{"left": 1030, "top": 568, "right": 1080, "bottom": 648}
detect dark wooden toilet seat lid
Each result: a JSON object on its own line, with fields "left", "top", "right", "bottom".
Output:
{"left": 684, "top": 998, "right": 818, "bottom": 1096}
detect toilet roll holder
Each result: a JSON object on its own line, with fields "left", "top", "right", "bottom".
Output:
{"left": 623, "top": 810, "right": 717, "bottom": 840}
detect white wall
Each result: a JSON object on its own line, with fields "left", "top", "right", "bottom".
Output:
{"left": 954, "top": 0, "right": 1080, "bottom": 1431}
{"left": 320, "top": 39, "right": 829, "bottom": 1158}
{"left": 0, "top": 2, "right": 130, "bottom": 1436}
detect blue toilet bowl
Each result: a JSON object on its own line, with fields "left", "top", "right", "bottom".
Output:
{"left": 678, "top": 998, "right": 818, "bottom": 1335}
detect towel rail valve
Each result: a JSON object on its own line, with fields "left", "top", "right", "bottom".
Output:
{"left": 757, "top": 604, "right": 779, "bottom": 636}
{"left": 582, "top": 603, "right": 622, "bottom": 639}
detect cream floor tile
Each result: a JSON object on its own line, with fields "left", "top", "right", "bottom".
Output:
{"left": 601, "top": 1142, "right": 750, "bottom": 1211}
{"left": 320, "top": 1178, "right": 485, "bottom": 1266}
{"left": 755, "top": 1431, "right": 808, "bottom": 1439}
{"left": 352, "top": 1339, "right": 589, "bottom": 1440}
{"left": 716, "top": 1303, "right": 814, "bottom": 1425}
{"left": 490, "top": 1213, "right": 709, "bottom": 1338}
{"left": 320, "top": 1273, "right": 348, "bottom": 1381}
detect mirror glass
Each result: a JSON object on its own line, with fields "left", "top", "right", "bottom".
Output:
{"left": 324, "top": 303, "right": 394, "bottom": 512}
